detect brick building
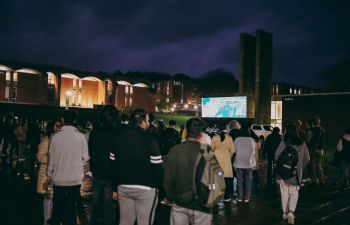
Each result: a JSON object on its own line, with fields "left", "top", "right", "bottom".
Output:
{"left": 0, "top": 62, "right": 155, "bottom": 112}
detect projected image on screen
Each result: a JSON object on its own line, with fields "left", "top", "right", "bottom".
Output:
{"left": 201, "top": 96, "right": 247, "bottom": 118}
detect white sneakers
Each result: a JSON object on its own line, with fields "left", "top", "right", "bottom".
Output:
{"left": 287, "top": 212, "right": 295, "bottom": 224}
{"left": 282, "top": 213, "right": 287, "bottom": 220}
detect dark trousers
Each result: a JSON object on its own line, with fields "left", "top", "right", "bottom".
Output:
{"left": 224, "top": 177, "right": 234, "bottom": 199}
{"left": 1, "top": 136, "right": 17, "bottom": 156}
{"left": 50, "top": 185, "right": 80, "bottom": 225}
{"left": 266, "top": 158, "right": 276, "bottom": 185}
{"left": 91, "top": 179, "right": 116, "bottom": 225}
{"left": 253, "top": 170, "right": 260, "bottom": 187}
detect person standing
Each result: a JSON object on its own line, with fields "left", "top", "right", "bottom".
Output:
{"left": 262, "top": 127, "right": 282, "bottom": 185}
{"left": 336, "top": 128, "right": 350, "bottom": 187}
{"left": 25, "top": 118, "right": 41, "bottom": 179}
{"left": 308, "top": 117, "right": 326, "bottom": 187}
{"left": 47, "top": 110, "right": 90, "bottom": 225}
{"left": 110, "top": 109, "right": 163, "bottom": 225}
{"left": 1, "top": 113, "right": 16, "bottom": 157}
{"left": 16, "top": 118, "right": 27, "bottom": 161}
{"left": 275, "top": 125, "right": 310, "bottom": 225}
{"left": 211, "top": 123, "right": 235, "bottom": 201}
{"left": 160, "top": 119, "right": 181, "bottom": 159}
{"left": 89, "top": 105, "right": 120, "bottom": 225}
{"left": 233, "top": 125, "right": 256, "bottom": 203}
{"left": 164, "top": 118, "right": 212, "bottom": 225}
{"left": 37, "top": 120, "right": 62, "bottom": 225}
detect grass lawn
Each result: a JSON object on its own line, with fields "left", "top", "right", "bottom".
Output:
{"left": 154, "top": 113, "right": 191, "bottom": 131}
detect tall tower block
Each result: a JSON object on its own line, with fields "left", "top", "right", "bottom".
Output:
{"left": 239, "top": 33, "right": 256, "bottom": 118}
{"left": 255, "top": 30, "right": 273, "bottom": 124}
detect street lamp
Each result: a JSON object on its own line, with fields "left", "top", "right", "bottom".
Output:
{"left": 65, "top": 90, "right": 72, "bottom": 109}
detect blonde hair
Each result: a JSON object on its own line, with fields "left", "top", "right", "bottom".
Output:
{"left": 228, "top": 120, "right": 241, "bottom": 130}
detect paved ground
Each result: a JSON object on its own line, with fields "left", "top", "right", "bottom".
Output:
{"left": 0, "top": 155, "right": 349, "bottom": 225}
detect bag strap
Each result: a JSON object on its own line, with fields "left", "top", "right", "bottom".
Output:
{"left": 192, "top": 144, "right": 206, "bottom": 199}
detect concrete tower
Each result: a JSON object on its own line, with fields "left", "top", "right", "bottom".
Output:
{"left": 254, "top": 30, "right": 273, "bottom": 124}
{"left": 239, "top": 33, "right": 256, "bottom": 118}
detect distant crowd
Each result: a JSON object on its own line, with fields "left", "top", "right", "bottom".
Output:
{"left": 0, "top": 107, "right": 349, "bottom": 225}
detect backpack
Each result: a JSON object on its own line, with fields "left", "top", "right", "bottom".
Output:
{"left": 192, "top": 144, "right": 225, "bottom": 208}
{"left": 275, "top": 145, "right": 299, "bottom": 180}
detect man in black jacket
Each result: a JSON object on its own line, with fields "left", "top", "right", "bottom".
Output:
{"left": 110, "top": 109, "right": 163, "bottom": 225}
{"left": 164, "top": 118, "right": 212, "bottom": 225}
{"left": 89, "top": 105, "right": 120, "bottom": 225}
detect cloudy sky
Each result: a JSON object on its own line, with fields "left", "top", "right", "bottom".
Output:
{"left": 0, "top": 0, "right": 349, "bottom": 86}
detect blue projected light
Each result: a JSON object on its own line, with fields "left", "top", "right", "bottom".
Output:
{"left": 201, "top": 96, "right": 247, "bottom": 118}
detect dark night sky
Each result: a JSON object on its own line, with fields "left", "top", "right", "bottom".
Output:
{"left": 0, "top": 0, "right": 349, "bottom": 87}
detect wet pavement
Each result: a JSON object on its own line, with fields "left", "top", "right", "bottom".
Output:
{"left": 0, "top": 155, "right": 349, "bottom": 225}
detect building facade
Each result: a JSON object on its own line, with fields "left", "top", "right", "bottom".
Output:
{"left": 0, "top": 62, "right": 155, "bottom": 112}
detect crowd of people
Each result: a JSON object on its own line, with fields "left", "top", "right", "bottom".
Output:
{"left": 0, "top": 107, "right": 349, "bottom": 225}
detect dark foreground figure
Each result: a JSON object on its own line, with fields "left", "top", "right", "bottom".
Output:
{"left": 1, "top": 154, "right": 349, "bottom": 225}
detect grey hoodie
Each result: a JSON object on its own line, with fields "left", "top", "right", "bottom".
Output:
{"left": 47, "top": 126, "right": 90, "bottom": 186}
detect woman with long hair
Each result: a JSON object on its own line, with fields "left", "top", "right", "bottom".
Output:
{"left": 211, "top": 123, "right": 235, "bottom": 201}
{"left": 233, "top": 125, "right": 256, "bottom": 203}
{"left": 275, "top": 125, "right": 310, "bottom": 225}
{"left": 37, "top": 120, "right": 62, "bottom": 225}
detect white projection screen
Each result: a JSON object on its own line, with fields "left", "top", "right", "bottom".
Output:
{"left": 201, "top": 96, "right": 247, "bottom": 118}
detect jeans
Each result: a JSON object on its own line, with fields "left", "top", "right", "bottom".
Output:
{"left": 170, "top": 203, "right": 212, "bottom": 225}
{"left": 91, "top": 179, "right": 115, "bottom": 225}
{"left": 50, "top": 185, "right": 80, "bottom": 225}
{"left": 118, "top": 185, "right": 158, "bottom": 225}
{"left": 236, "top": 168, "right": 252, "bottom": 201}
{"left": 278, "top": 179, "right": 299, "bottom": 214}
{"left": 43, "top": 194, "right": 53, "bottom": 224}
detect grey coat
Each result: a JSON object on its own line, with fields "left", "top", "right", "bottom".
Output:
{"left": 275, "top": 141, "right": 310, "bottom": 185}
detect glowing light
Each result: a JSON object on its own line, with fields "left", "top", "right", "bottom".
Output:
{"left": 184, "top": 104, "right": 189, "bottom": 109}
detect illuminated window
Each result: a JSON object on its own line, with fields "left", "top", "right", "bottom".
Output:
{"left": 276, "top": 83, "right": 279, "bottom": 94}
{"left": 289, "top": 88, "right": 292, "bottom": 94}
{"left": 47, "top": 73, "right": 55, "bottom": 85}
{"left": 271, "top": 101, "right": 282, "bottom": 129}
{"left": 73, "top": 79, "right": 77, "bottom": 89}
{"left": 130, "top": 86, "right": 133, "bottom": 94}
{"left": 294, "top": 88, "right": 297, "bottom": 95}
{"left": 79, "top": 79, "right": 82, "bottom": 89}
{"left": 107, "top": 81, "right": 112, "bottom": 91}
{"left": 12, "top": 87, "right": 17, "bottom": 101}
{"left": 298, "top": 89, "right": 301, "bottom": 95}
{"left": 13, "top": 72, "right": 18, "bottom": 82}
{"left": 78, "top": 93, "right": 82, "bottom": 106}
{"left": 167, "top": 82, "right": 170, "bottom": 95}
{"left": 125, "top": 86, "right": 129, "bottom": 94}
{"left": 72, "top": 91, "right": 76, "bottom": 105}
{"left": 125, "top": 97, "right": 128, "bottom": 106}
{"left": 5, "top": 86, "right": 10, "bottom": 100}
{"left": 129, "top": 97, "right": 132, "bottom": 106}
{"left": 166, "top": 98, "right": 169, "bottom": 102}
{"left": 6, "top": 71, "right": 11, "bottom": 81}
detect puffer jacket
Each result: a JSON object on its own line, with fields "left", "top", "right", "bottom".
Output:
{"left": 37, "top": 137, "right": 52, "bottom": 194}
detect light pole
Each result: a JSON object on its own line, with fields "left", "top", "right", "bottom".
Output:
{"left": 65, "top": 90, "right": 72, "bottom": 109}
